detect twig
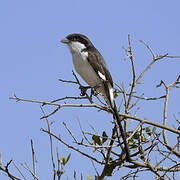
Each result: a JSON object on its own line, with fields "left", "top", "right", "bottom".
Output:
{"left": 0, "top": 160, "right": 21, "bottom": 180}
{"left": 136, "top": 40, "right": 169, "bottom": 85}
{"left": 41, "top": 128, "right": 104, "bottom": 165}
{"left": 166, "top": 55, "right": 180, "bottom": 59}
{"left": 156, "top": 146, "right": 176, "bottom": 168}
{"left": 12, "top": 162, "right": 26, "bottom": 180}
{"left": 123, "top": 160, "right": 180, "bottom": 172}
{"left": 9, "top": 95, "right": 105, "bottom": 110}
{"left": 156, "top": 134, "right": 180, "bottom": 158}
{"left": 40, "top": 106, "right": 60, "bottom": 119}
{"left": 127, "top": 122, "right": 142, "bottom": 141}
{"left": 0, "top": 152, "right": 1, "bottom": 167}
{"left": 72, "top": 70, "right": 94, "bottom": 103}
{"left": 157, "top": 76, "right": 180, "bottom": 145}
{"left": 129, "top": 94, "right": 166, "bottom": 101}
{"left": 30, "top": 140, "right": 36, "bottom": 180}
{"left": 84, "top": 132, "right": 119, "bottom": 143}
{"left": 50, "top": 96, "right": 88, "bottom": 103}
{"left": 78, "top": 119, "right": 92, "bottom": 145}
{"left": 139, "top": 40, "right": 156, "bottom": 59}
{"left": 91, "top": 160, "right": 99, "bottom": 178}
{"left": 63, "top": 122, "right": 117, "bottom": 149}
{"left": 9, "top": 95, "right": 180, "bottom": 135}
{"left": 21, "top": 163, "right": 38, "bottom": 180}
{"left": 58, "top": 78, "right": 77, "bottom": 84}
{"left": 126, "top": 34, "right": 136, "bottom": 113}
{"left": 40, "top": 107, "right": 56, "bottom": 180}
{"left": 99, "top": 126, "right": 119, "bottom": 179}
{"left": 56, "top": 148, "right": 61, "bottom": 180}
{"left": 63, "top": 122, "right": 78, "bottom": 143}
{"left": 119, "top": 113, "right": 180, "bottom": 135}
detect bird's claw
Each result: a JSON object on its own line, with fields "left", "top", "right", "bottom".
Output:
{"left": 79, "top": 86, "right": 91, "bottom": 96}
{"left": 91, "top": 88, "right": 98, "bottom": 96}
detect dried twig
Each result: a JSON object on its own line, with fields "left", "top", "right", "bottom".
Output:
{"left": 41, "top": 128, "right": 104, "bottom": 165}
{"left": 30, "top": 140, "right": 36, "bottom": 180}
{"left": 40, "top": 107, "right": 56, "bottom": 180}
{"left": 0, "top": 160, "right": 21, "bottom": 180}
{"left": 9, "top": 95, "right": 180, "bottom": 135}
{"left": 21, "top": 163, "right": 38, "bottom": 180}
{"left": 12, "top": 162, "right": 26, "bottom": 180}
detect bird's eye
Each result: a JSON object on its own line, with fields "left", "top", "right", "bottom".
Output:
{"left": 73, "top": 37, "right": 77, "bottom": 41}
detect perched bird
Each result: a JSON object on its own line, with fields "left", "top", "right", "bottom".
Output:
{"left": 61, "top": 33, "right": 130, "bottom": 161}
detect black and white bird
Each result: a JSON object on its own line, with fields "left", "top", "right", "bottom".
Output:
{"left": 61, "top": 33, "right": 130, "bottom": 161}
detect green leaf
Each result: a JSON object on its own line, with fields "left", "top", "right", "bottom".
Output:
{"left": 87, "top": 174, "right": 92, "bottom": 180}
{"left": 145, "top": 127, "right": 151, "bottom": 136}
{"left": 152, "top": 126, "right": 156, "bottom": 133}
{"left": 133, "top": 132, "right": 140, "bottom": 140}
{"left": 128, "top": 138, "right": 138, "bottom": 149}
{"left": 57, "top": 170, "right": 64, "bottom": 176}
{"left": 92, "top": 135, "right": 101, "bottom": 145}
{"left": 129, "top": 144, "right": 138, "bottom": 149}
{"left": 102, "top": 131, "right": 108, "bottom": 143}
{"left": 113, "top": 89, "right": 119, "bottom": 99}
{"left": 66, "top": 153, "right": 71, "bottom": 163}
{"left": 60, "top": 154, "right": 71, "bottom": 166}
{"left": 128, "top": 138, "right": 135, "bottom": 146}
{"left": 60, "top": 157, "right": 67, "bottom": 166}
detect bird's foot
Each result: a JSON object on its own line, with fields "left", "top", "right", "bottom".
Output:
{"left": 79, "top": 85, "right": 91, "bottom": 96}
{"left": 91, "top": 88, "right": 99, "bottom": 96}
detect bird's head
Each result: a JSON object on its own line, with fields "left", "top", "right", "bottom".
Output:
{"left": 61, "top": 33, "right": 93, "bottom": 54}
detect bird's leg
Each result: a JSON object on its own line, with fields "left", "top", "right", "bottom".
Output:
{"left": 79, "top": 85, "right": 91, "bottom": 96}
{"left": 91, "top": 85, "right": 100, "bottom": 97}
{"left": 90, "top": 85, "right": 101, "bottom": 100}
{"left": 90, "top": 89, "right": 95, "bottom": 100}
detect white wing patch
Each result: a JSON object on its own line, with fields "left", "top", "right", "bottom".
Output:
{"left": 108, "top": 84, "right": 114, "bottom": 107}
{"left": 98, "top": 71, "right": 106, "bottom": 81}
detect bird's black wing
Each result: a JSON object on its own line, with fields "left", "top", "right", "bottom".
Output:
{"left": 86, "top": 48, "right": 113, "bottom": 88}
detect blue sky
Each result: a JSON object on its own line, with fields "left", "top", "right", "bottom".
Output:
{"left": 1, "top": 0, "right": 180, "bottom": 179}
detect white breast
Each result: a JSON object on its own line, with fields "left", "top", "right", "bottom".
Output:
{"left": 72, "top": 50, "right": 101, "bottom": 87}
{"left": 68, "top": 41, "right": 102, "bottom": 87}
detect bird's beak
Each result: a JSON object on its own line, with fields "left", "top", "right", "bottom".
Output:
{"left": 61, "top": 37, "right": 69, "bottom": 44}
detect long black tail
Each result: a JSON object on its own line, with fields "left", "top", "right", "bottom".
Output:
{"left": 103, "top": 82, "right": 130, "bottom": 161}
{"left": 112, "top": 102, "right": 131, "bottom": 161}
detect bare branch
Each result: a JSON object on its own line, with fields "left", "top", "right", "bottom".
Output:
{"left": 126, "top": 34, "right": 136, "bottom": 113}
{"left": 30, "top": 140, "right": 36, "bottom": 180}
{"left": 21, "top": 163, "right": 38, "bottom": 180}
{"left": 50, "top": 96, "right": 88, "bottom": 104}
{"left": 41, "top": 128, "right": 104, "bottom": 165}
{"left": 139, "top": 40, "right": 156, "bottom": 59}
{"left": 40, "top": 106, "right": 60, "bottom": 119}
{"left": 12, "top": 162, "right": 26, "bottom": 180}
{"left": 40, "top": 107, "right": 56, "bottom": 180}
{"left": 9, "top": 95, "right": 180, "bottom": 135}
{"left": 100, "top": 126, "right": 119, "bottom": 179}
{"left": 0, "top": 160, "right": 21, "bottom": 180}
{"left": 9, "top": 95, "right": 105, "bottom": 111}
